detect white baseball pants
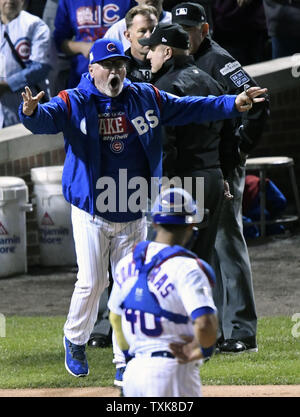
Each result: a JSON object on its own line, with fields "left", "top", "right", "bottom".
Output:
{"left": 64, "top": 205, "right": 147, "bottom": 345}
{"left": 123, "top": 356, "right": 202, "bottom": 397}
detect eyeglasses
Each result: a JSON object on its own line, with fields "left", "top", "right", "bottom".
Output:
{"left": 99, "top": 60, "right": 127, "bottom": 70}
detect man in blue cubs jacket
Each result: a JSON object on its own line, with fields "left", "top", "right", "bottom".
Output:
{"left": 19, "top": 38, "right": 266, "bottom": 383}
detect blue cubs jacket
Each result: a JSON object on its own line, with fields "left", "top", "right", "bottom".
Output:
{"left": 19, "top": 73, "right": 239, "bottom": 217}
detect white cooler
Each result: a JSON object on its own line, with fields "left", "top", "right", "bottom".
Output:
{"left": 0, "top": 177, "right": 32, "bottom": 277}
{"left": 31, "top": 166, "right": 76, "bottom": 266}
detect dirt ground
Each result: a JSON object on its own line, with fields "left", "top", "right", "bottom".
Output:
{"left": 1, "top": 229, "right": 299, "bottom": 317}
{"left": 0, "top": 229, "right": 299, "bottom": 397}
{"left": 0, "top": 385, "right": 299, "bottom": 397}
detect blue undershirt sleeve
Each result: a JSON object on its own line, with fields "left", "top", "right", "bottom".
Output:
{"left": 191, "top": 306, "right": 216, "bottom": 321}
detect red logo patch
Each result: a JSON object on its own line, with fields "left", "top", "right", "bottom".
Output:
{"left": 110, "top": 140, "right": 124, "bottom": 153}
{"left": 15, "top": 40, "right": 30, "bottom": 61}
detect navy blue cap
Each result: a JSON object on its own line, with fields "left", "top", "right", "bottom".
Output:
{"left": 89, "top": 39, "right": 130, "bottom": 64}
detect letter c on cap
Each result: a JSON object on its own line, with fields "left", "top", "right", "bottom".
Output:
{"left": 107, "top": 42, "right": 117, "bottom": 52}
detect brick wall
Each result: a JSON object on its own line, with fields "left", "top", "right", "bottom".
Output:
{"left": 0, "top": 148, "right": 65, "bottom": 266}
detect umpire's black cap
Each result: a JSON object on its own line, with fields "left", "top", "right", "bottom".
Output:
{"left": 138, "top": 22, "right": 189, "bottom": 49}
{"left": 172, "top": 2, "right": 207, "bottom": 27}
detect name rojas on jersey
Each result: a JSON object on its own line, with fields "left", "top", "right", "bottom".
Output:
{"left": 115, "top": 260, "right": 175, "bottom": 300}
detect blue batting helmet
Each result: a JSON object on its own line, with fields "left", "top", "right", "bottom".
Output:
{"left": 151, "top": 187, "right": 202, "bottom": 225}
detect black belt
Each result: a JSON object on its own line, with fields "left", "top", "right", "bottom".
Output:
{"left": 151, "top": 351, "right": 175, "bottom": 359}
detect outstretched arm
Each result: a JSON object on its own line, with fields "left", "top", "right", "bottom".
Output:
{"left": 19, "top": 86, "right": 68, "bottom": 135}
{"left": 235, "top": 86, "right": 267, "bottom": 112}
{"left": 21, "top": 86, "right": 45, "bottom": 116}
{"left": 158, "top": 85, "right": 268, "bottom": 127}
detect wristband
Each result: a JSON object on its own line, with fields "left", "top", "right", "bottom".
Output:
{"left": 200, "top": 345, "right": 215, "bottom": 359}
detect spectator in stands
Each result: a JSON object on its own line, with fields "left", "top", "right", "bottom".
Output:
{"left": 212, "top": 0, "right": 269, "bottom": 66}
{"left": 53, "top": 0, "right": 136, "bottom": 88}
{"left": 0, "top": 0, "right": 51, "bottom": 129}
{"left": 124, "top": 4, "right": 158, "bottom": 82}
{"left": 42, "top": 0, "right": 58, "bottom": 32}
{"left": 41, "top": 0, "right": 70, "bottom": 97}
{"left": 263, "top": 0, "right": 300, "bottom": 59}
{"left": 104, "top": 0, "right": 171, "bottom": 51}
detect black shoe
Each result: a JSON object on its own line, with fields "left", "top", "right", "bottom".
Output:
{"left": 219, "top": 337, "right": 258, "bottom": 354}
{"left": 214, "top": 337, "right": 224, "bottom": 355}
{"left": 88, "top": 335, "right": 112, "bottom": 348}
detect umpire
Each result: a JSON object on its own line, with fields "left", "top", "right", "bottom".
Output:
{"left": 172, "top": 2, "right": 269, "bottom": 354}
{"left": 139, "top": 22, "right": 227, "bottom": 264}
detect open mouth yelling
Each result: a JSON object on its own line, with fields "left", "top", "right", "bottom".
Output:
{"left": 110, "top": 76, "right": 120, "bottom": 90}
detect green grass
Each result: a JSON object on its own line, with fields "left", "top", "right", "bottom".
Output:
{"left": 201, "top": 316, "right": 300, "bottom": 385}
{"left": 0, "top": 317, "right": 114, "bottom": 389}
{"left": 0, "top": 316, "right": 299, "bottom": 389}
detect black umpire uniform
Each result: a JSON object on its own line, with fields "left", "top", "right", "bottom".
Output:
{"left": 172, "top": 2, "right": 269, "bottom": 353}
{"left": 193, "top": 36, "right": 268, "bottom": 162}
{"left": 140, "top": 22, "right": 228, "bottom": 264}
{"left": 125, "top": 48, "right": 152, "bottom": 83}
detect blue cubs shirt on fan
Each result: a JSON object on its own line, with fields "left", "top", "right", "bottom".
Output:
{"left": 53, "top": 0, "right": 136, "bottom": 87}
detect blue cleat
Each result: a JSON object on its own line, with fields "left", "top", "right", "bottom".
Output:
{"left": 63, "top": 336, "right": 89, "bottom": 377}
{"left": 114, "top": 366, "right": 126, "bottom": 387}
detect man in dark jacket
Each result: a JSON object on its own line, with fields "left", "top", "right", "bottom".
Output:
{"left": 172, "top": 2, "right": 269, "bottom": 354}
{"left": 124, "top": 4, "right": 158, "bottom": 82}
{"left": 139, "top": 22, "right": 227, "bottom": 264}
